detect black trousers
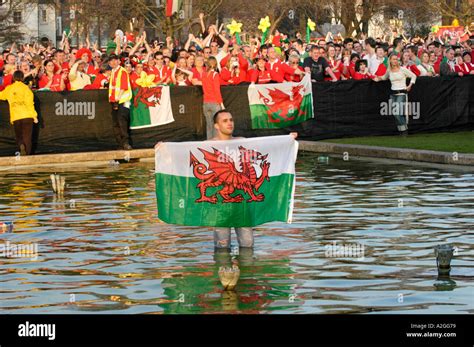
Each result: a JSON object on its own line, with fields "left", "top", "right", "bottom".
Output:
{"left": 13, "top": 118, "right": 34, "bottom": 155}
{"left": 111, "top": 103, "right": 130, "bottom": 147}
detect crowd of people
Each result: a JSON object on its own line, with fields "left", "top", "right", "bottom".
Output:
{"left": 1, "top": 14, "right": 474, "bottom": 154}
{"left": 1, "top": 15, "right": 474, "bottom": 93}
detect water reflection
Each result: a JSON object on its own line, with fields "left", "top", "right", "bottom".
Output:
{"left": 0, "top": 153, "right": 473, "bottom": 314}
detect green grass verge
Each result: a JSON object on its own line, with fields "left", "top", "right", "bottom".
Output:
{"left": 324, "top": 131, "right": 474, "bottom": 154}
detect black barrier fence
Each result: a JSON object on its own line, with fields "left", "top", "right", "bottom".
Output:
{"left": 0, "top": 76, "right": 473, "bottom": 156}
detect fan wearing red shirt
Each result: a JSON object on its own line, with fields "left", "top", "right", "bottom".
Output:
{"left": 38, "top": 60, "right": 66, "bottom": 91}
{"left": 85, "top": 64, "right": 111, "bottom": 90}
{"left": 455, "top": 52, "right": 474, "bottom": 75}
{"left": 220, "top": 56, "right": 247, "bottom": 85}
{"left": 248, "top": 56, "right": 272, "bottom": 84}
{"left": 353, "top": 60, "right": 374, "bottom": 80}
{"left": 266, "top": 46, "right": 304, "bottom": 82}
{"left": 76, "top": 48, "right": 98, "bottom": 76}
{"left": 53, "top": 50, "right": 68, "bottom": 73}
{"left": 285, "top": 54, "right": 305, "bottom": 82}
{"left": 325, "top": 46, "right": 343, "bottom": 81}
{"left": 148, "top": 52, "right": 172, "bottom": 84}
{"left": 220, "top": 45, "right": 249, "bottom": 74}
{"left": 149, "top": 52, "right": 172, "bottom": 84}
{"left": 128, "top": 63, "right": 145, "bottom": 89}
{"left": 1, "top": 64, "right": 15, "bottom": 91}
{"left": 191, "top": 56, "right": 206, "bottom": 85}
{"left": 202, "top": 57, "right": 224, "bottom": 139}
{"left": 342, "top": 53, "right": 360, "bottom": 79}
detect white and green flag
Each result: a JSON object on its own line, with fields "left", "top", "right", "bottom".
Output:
{"left": 130, "top": 85, "right": 174, "bottom": 129}
{"left": 248, "top": 74, "right": 313, "bottom": 129}
{"left": 155, "top": 135, "right": 298, "bottom": 227}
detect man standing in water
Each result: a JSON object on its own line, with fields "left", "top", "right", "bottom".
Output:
{"left": 207, "top": 109, "right": 297, "bottom": 250}
{"left": 155, "top": 109, "right": 297, "bottom": 250}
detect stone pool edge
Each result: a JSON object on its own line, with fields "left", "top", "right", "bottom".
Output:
{"left": 299, "top": 141, "right": 474, "bottom": 166}
{"left": 0, "top": 141, "right": 472, "bottom": 170}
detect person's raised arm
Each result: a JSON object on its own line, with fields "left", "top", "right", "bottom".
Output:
{"left": 184, "top": 33, "right": 193, "bottom": 51}
{"left": 202, "top": 31, "right": 213, "bottom": 48}
{"left": 143, "top": 32, "right": 152, "bottom": 58}
{"left": 219, "top": 32, "right": 229, "bottom": 54}
{"left": 68, "top": 61, "right": 79, "bottom": 81}
{"left": 128, "top": 35, "right": 142, "bottom": 57}
{"left": 114, "top": 35, "right": 122, "bottom": 55}
{"left": 199, "top": 13, "right": 206, "bottom": 35}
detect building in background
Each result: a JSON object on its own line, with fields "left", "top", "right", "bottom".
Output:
{"left": 0, "top": 0, "right": 59, "bottom": 49}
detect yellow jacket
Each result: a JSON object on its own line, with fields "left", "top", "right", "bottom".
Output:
{"left": 0, "top": 81, "right": 38, "bottom": 124}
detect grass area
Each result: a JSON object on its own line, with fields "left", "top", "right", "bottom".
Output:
{"left": 324, "top": 131, "right": 474, "bottom": 154}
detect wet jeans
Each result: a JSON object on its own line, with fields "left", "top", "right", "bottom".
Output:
{"left": 214, "top": 227, "right": 254, "bottom": 249}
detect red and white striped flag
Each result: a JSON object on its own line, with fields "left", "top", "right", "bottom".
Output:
{"left": 166, "top": 0, "right": 182, "bottom": 17}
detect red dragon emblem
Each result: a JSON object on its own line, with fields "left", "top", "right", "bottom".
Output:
{"left": 133, "top": 86, "right": 163, "bottom": 108}
{"left": 258, "top": 84, "right": 306, "bottom": 123}
{"left": 189, "top": 146, "right": 270, "bottom": 204}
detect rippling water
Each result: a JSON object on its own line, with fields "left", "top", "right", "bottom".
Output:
{"left": 1, "top": 152, "right": 473, "bottom": 314}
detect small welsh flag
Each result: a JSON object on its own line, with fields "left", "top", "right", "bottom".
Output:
{"left": 130, "top": 85, "right": 174, "bottom": 129}
{"left": 248, "top": 74, "right": 314, "bottom": 129}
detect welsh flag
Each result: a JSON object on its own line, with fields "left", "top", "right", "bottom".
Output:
{"left": 165, "top": 0, "right": 182, "bottom": 17}
{"left": 155, "top": 135, "right": 298, "bottom": 227}
{"left": 130, "top": 85, "right": 174, "bottom": 129}
{"left": 248, "top": 74, "right": 314, "bottom": 129}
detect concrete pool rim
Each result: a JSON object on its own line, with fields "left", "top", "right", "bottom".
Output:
{"left": 0, "top": 141, "right": 473, "bottom": 172}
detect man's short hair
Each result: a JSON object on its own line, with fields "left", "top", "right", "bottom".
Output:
{"left": 365, "top": 38, "right": 376, "bottom": 48}
{"left": 393, "top": 37, "right": 403, "bottom": 47}
{"left": 213, "top": 109, "right": 231, "bottom": 124}
{"left": 310, "top": 45, "right": 320, "bottom": 52}
{"left": 13, "top": 70, "right": 24, "bottom": 82}
{"left": 408, "top": 45, "right": 418, "bottom": 54}
{"left": 343, "top": 38, "right": 353, "bottom": 45}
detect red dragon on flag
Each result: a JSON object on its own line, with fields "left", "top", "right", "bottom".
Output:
{"left": 133, "top": 86, "right": 163, "bottom": 108}
{"left": 249, "top": 74, "right": 314, "bottom": 129}
{"left": 189, "top": 146, "right": 270, "bottom": 204}
{"left": 258, "top": 84, "right": 306, "bottom": 123}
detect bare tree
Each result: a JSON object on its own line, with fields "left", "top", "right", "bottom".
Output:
{"left": 0, "top": 0, "right": 26, "bottom": 46}
{"left": 425, "top": 0, "right": 473, "bottom": 25}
